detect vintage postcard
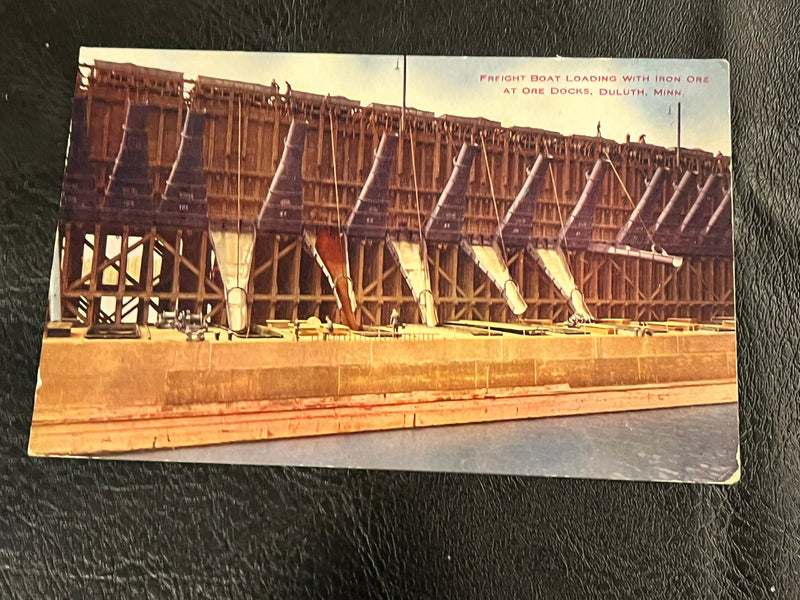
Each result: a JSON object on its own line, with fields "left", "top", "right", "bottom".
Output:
{"left": 29, "top": 50, "right": 737, "bottom": 483}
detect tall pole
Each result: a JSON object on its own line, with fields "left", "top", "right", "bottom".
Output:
{"left": 676, "top": 102, "right": 681, "bottom": 167}
{"left": 401, "top": 55, "right": 407, "bottom": 132}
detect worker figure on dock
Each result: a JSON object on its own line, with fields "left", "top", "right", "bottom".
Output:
{"left": 390, "top": 307, "right": 401, "bottom": 337}
{"left": 324, "top": 316, "right": 334, "bottom": 341}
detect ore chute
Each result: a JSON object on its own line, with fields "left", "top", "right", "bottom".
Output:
{"left": 423, "top": 143, "right": 479, "bottom": 244}
{"left": 461, "top": 148, "right": 551, "bottom": 317}
{"left": 675, "top": 173, "right": 723, "bottom": 254}
{"left": 208, "top": 227, "right": 254, "bottom": 333}
{"left": 698, "top": 188, "right": 732, "bottom": 257}
{"left": 460, "top": 153, "right": 553, "bottom": 318}
{"left": 529, "top": 245, "right": 593, "bottom": 320}
{"left": 257, "top": 120, "right": 307, "bottom": 235}
{"left": 296, "top": 110, "right": 361, "bottom": 331}
{"left": 208, "top": 98, "right": 254, "bottom": 333}
{"left": 345, "top": 133, "right": 398, "bottom": 239}
{"left": 303, "top": 227, "right": 360, "bottom": 331}
{"left": 460, "top": 240, "right": 528, "bottom": 316}
{"left": 525, "top": 157, "right": 611, "bottom": 322}
{"left": 653, "top": 170, "right": 697, "bottom": 252}
{"left": 496, "top": 153, "right": 550, "bottom": 248}
{"left": 411, "top": 142, "right": 479, "bottom": 322}
{"left": 614, "top": 166, "right": 668, "bottom": 248}
{"left": 103, "top": 103, "right": 154, "bottom": 224}
{"left": 363, "top": 131, "right": 439, "bottom": 326}
{"left": 586, "top": 166, "right": 683, "bottom": 266}
{"left": 386, "top": 236, "right": 438, "bottom": 327}
{"left": 158, "top": 110, "right": 208, "bottom": 229}
{"left": 556, "top": 158, "right": 609, "bottom": 249}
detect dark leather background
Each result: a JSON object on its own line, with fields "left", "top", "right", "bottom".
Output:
{"left": 1, "top": 1, "right": 799, "bottom": 597}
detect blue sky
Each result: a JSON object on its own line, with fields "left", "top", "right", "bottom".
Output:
{"left": 80, "top": 49, "right": 731, "bottom": 154}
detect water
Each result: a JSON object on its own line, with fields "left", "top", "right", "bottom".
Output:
{"left": 118, "top": 403, "right": 740, "bottom": 484}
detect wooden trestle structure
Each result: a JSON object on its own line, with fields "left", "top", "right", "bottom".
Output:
{"left": 56, "top": 60, "right": 734, "bottom": 330}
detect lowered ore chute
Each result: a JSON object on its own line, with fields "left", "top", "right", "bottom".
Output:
{"left": 586, "top": 166, "right": 683, "bottom": 267}
{"left": 386, "top": 236, "right": 438, "bottom": 326}
{"left": 208, "top": 225, "right": 255, "bottom": 333}
{"left": 424, "top": 141, "right": 528, "bottom": 317}
{"left": 460, "top": 151, "right": 553, "bottom": 318}
{"left": 300, "top": 113, "right": 360, "bottom": 330}
{"left": 527, "top": 158, "right": 612, "bottom": 321}
{"left": 255, "top": 117, "right": 359, "bottom": 331}
{"left": 60, "top": 97, "right": 96, "bottom": 222}
{"left": 459, "top": 241, "right": 528, "bottom": 316}
{"left": 417, "top": 143, "right": 480, "bottom": 320}
{"left": 103, "top": 103, "right": 154, "bottom": 224}
{"left": 208, "top": 98, "right": 255, "bottom": 333}
{"left": 304, "top": 227, "right": 360, "bottom": 330}
{"left": 158, "top": 110, "right": 208, "bottom": 229}
{"left": 257, "top": 120, "right": 307, "bottom": 235}
{"left": 354, "top": 131, "right": 437, "bottom": 326}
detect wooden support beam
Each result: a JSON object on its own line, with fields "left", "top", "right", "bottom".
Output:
{"left": 67, "top": 234, "right": 150, "bottom": 291}
{"left": 114, "top": 226, "right": 129, "bottom": 322}
{"left": 170, "top": 230, "right": 183, "bottom": 310}
{"left": 69, "top": 74, "right": 734, "bottom": 327}
{"left": 291, "top": 238, "right": 302, "bottom": 320}
{"left": 87, "top": 224, "right": 103, "bottom": 324}
{"left": 139, "top": 228, "right": 156, "bottom": 324}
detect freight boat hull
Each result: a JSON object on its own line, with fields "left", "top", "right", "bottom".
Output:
{"left": 29, "top": 327, "right": 737, "bottom": 456}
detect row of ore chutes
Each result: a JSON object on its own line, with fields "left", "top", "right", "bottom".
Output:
{"left": 60, "top": 99, "right": 733, "bottom": 332}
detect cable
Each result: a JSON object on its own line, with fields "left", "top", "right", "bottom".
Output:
{"left": 479, "top": 133, "right": 507, "bottom": 264}
{"left": 329, "top": 110, "right": 342, "bottom": 232}
{"left": 236, "top": 95, "right": 242, "bottom": 292}
{"left": 603, "top": 151, "right": 657, "bottom": 249}
{"left": 408, "top": 123, "right": 425, "bottom": 248}
{"left": 408, "top": 121, "right": 434, "bottom": 323}
{"left": 546, "top": 157, "right": 575, "bottom": 281}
